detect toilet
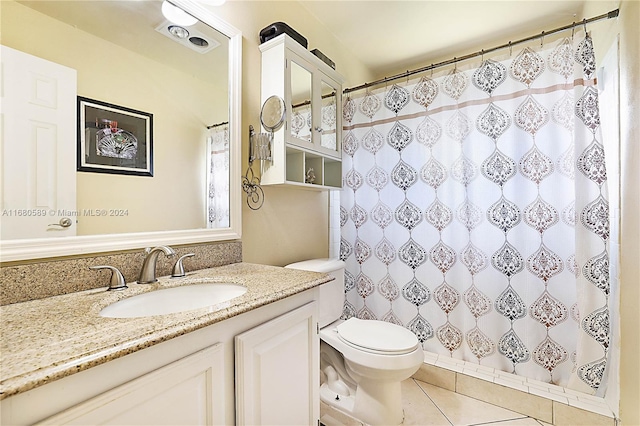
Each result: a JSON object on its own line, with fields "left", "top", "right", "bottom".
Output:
{"left": 285, "top": 259, "right": 424, "bottom": 426}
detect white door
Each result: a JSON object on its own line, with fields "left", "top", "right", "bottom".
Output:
{"left": 235, "top": 302, "right": 319, "bottom": 426}
{"left": 0, "top": 45, "right": 77, "bottom": 240}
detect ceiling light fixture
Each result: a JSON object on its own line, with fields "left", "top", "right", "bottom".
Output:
{"left": 155, "top": 20, "right": 220, "bottom": 54}
{"left": 168, "top": 25, "right": 190, "bottom": 39}
{"left": 161, "top": 1, "right": 198, "bottom": 27}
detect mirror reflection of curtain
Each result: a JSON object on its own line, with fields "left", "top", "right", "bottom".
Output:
{"left": 291, "top": 103, "right": 312, "bottom": 142}
{"left": 291, "top": 100, "right": 337, "bottom": 149}
{"left": 341, "top": 34, "right": 611, "bottom": 395}
{"left": 321, "top": 97, "right": 337, "bottom": 151}
{"left": 207, "top": 126, "right": 230, "bottom": 228}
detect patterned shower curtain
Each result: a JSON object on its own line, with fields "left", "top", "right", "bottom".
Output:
{"left": 207, "top": 125, "right": 230, "bottom": 228}
{"left": 340, "top": 34, "right": 610, "bottom": 394}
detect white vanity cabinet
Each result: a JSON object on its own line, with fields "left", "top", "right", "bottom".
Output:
{"left": 38, "top": 344, "right": 226, "bottom": 425}
{"left": 0, "top": 290, "right": 319, "bottom": 426}
{"left": 235, "top": 302, "right": 318, "bottom": 425}
{"left": 259, "top": 34, "right": 344, "bottom": 189}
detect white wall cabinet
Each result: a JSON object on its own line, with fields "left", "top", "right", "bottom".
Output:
{"left": 235, "top": 302, "right": 318, "bottom": 425}
{"left": 259, "top": 34, "right": 344, "bottom": 189}
{"left": 1, "top": 290, "right": 319, "bottom": 426}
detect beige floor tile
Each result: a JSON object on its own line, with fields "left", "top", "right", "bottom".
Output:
{"left": 401, "top": 379, "right": 451, "bottom": 425}
{"left": 415, "top": 380, "right": 531, "bottom": 426}
{"left": 320, "top": 401, "right": 363, "bottom": 426}
{"left": 483, "top": 418, "right": 546, "bottom": 425}
{"left": 455, "top": 373, "right": 553, "bottom": 423}
{"left": 412, "top": 363, "right": 457, "bottom": 391}
{"left": 320, "top": 413, "right": 357, "bottom": 426}
{"left": 553, "top": 401, "right": 616, "bottom": 426}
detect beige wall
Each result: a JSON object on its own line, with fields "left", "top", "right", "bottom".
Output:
{"left": 209, "top": 1, "right": 373, "bottom": 267}
{"left": 1, "top": 1, "right": 227, "bottom": 235}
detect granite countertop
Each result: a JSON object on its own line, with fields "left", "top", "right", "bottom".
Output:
{"left": 0, "top": 262, "right": 331, "bottom": 400}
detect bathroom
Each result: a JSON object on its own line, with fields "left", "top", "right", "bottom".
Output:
{"left": 0, "top": 0, "right": 637, "bottom": 425}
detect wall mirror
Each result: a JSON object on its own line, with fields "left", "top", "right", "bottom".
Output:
{"left": 0, "top": 0, "right": 242, "bottom": 262}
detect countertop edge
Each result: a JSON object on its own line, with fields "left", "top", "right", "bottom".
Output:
{"left": 0, "top": 263, "right": 331, "bottom": 400}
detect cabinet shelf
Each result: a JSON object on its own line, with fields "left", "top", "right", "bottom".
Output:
{"left": 259, "top": 34, "right": 344, "bottom": 190}
{"left": 261, "top": 146, "right": 342, "bottom": 190}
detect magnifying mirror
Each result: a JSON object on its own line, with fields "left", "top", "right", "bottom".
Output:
{"left": 260, "top": 95, "right": 286, "bottom": 132}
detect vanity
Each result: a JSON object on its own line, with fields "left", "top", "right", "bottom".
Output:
{"left": 0, "top": 263, "right": 331, "bottom": 425}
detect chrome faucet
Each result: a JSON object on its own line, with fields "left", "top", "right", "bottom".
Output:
{"left": 137, "top": 246, "right": 176, "bottom": 284}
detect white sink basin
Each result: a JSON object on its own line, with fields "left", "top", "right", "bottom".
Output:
{"left": 99, "top": 283, "right": 247, "bottom": 318}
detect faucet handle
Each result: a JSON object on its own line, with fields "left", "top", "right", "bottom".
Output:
{"left": 90, "top": 265, "right": 127, "bottom": 291}
{"left": 171, "top": 253, "right": 195, "bottom": 278}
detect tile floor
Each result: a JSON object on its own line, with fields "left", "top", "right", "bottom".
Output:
{"left": 321, "top": 378, "right": 553, "bottom": 426}
{"left": 416, "top": 353, "right": 616, "bottom": 426}
{"left": 402, "top": 378, "right": 553, "bottom": 425}
{"left": 320, "top": 351, "right": 616, "bottom": 426}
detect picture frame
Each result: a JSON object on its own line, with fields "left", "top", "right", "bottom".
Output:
{"left": 77, "top": 96, "right": 153, "bottom": 176}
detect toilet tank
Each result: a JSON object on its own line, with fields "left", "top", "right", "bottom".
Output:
{"left": 285, "top": 258, "right": 345, "bottom": 328}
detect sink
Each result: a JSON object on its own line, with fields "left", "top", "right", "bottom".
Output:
{"left": 99, "top": 283, "right": 247, "bottom": 318}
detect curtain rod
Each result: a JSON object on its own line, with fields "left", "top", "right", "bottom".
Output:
{"left": 207, "top": 121, "right": 228, "bottom": 129}
{"left": 343, "top": 8, "right": 619, "bottom": 94}
{"left": 293, "top": 91, "right": 337, "bottom": 109}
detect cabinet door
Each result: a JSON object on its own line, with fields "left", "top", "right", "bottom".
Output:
{"left": 287, "top": 54, "right": 314, "bottom": 149}
{"left": 314, "top": 74, "right": 342, "bottom": 159}
{"left": 235, "top": 302, "right": 319, "bottom": 426}
{"left": 286, "top": 53, "right": 342, "bottom": 160}
{"left": 37, "top": 344, "right": 226, "bottom": 426}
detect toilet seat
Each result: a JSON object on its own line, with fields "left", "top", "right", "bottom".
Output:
{"left": 336, "top": 318, "right": 419, "bottom": 355}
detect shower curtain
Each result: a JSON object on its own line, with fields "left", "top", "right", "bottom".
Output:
{"left": 340, "top": 33, "right": 610, "bottom": 394}
{"left": 207, "top": 125, "right": 230, "bottom": 228}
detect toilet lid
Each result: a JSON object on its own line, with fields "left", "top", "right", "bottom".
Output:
{"left": 336, "top": 318, "right": 419, "bottom": 355}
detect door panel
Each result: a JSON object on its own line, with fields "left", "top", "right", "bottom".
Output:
{"left": 1, "top": 45, "right": 77, "bottom": 239}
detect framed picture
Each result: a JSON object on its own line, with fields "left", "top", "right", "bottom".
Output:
{"left": 77, "top": 97, "right": 153, "bottom": 176}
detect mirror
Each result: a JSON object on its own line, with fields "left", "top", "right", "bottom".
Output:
{"left": 320, "top": 80, "right": 338, "bottom": 152}
{"left": 0, "top": 0, "right": 242, "bottom": 261}
{"left": 289, "top": 60, "right": 312, "bottom": 142}
{"left": 260, "top": 96, "right": 286, "bottom": 133}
